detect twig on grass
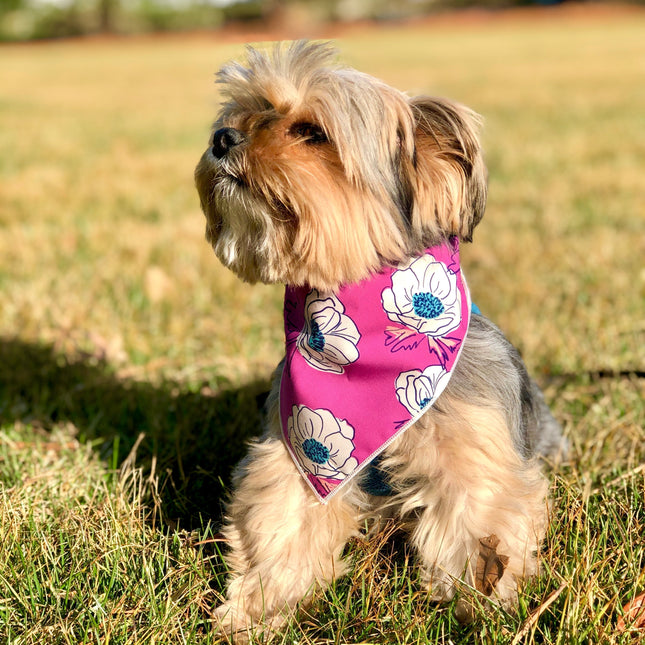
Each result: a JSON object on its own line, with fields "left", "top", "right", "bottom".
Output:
{"left": 590, "top": 463, "right": 645, "bottom": 496}
{"left": 511, "top": 582, "right": 568, "bottom": 645}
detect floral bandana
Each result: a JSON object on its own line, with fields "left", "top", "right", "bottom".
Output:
{"left": 280, "top": 238, "right": 472, "bottom": 503}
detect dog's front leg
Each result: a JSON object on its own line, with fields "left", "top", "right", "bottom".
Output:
{"left": 214, "top": 427, "right": 359, "bottom": 642}
{"left": 405, "top": 404, "right": 548, "bottom": 609}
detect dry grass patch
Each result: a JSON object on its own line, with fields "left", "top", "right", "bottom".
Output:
{"left": 0, "top": 424, "right": 223, "bottom": 644}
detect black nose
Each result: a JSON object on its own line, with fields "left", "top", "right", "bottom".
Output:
{"left": 211, "top": 127, "right": 245, "bottom": 159}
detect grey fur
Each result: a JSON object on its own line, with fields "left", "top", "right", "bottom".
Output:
{"left": 438, "top": 313, "right": 565, "bottom": 461}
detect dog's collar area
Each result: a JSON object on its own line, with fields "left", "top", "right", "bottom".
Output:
{"left": 279, "top": 238, "right": 472, "bottom": 504}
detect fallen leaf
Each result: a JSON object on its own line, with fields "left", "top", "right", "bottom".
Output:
{"left": 476, "top": 534, "right": 509, "bottom": 596}
{"left": 617, "top": 592, "right": 645, "bottom": 632}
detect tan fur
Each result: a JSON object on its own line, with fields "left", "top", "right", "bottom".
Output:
{"left": 195, "top": 41, "right": 558, "bottom": 642}
{"left": 214, "top": 379, "right": 548, "bottom": 641}
{"left": 216, "top": 435, "right": 359, "bottom": 639}
{"left": 214, "top": 368, "right": 366, "bottom": 641}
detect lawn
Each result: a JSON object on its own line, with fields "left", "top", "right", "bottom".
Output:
{"left": 1, "top": 6, "right": 644, "bottom": 643}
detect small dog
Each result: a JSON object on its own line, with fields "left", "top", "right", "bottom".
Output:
{"left": 195, "top": 41, "right": 564, "bottom": 641}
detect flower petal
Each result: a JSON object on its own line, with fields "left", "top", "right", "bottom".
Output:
{"left": 395, "top": 366, "right": 450, "bottom": 415}
{"left": 390, "top": 267, "right": 419, "bottom": 314}
{"left": 323, "top": 336, "right": 360, "bottom": 366}
{"left": 297, "top": 290, "right": 361, "bottom": 373}
{"left": 417, "top": 302, "right": 461, "bottom": 336}
{"left": 287, "top": 406, "right": 357, "bottom": 480}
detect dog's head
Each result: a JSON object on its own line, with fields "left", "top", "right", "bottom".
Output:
{"left": 195, "top": 41, "right": 487, "bottom": 292}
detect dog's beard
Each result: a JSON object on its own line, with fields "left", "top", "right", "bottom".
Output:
{"left": 196, "top": 145, "right": 413, "bottom": 291}
{"left": 197, "top": 154, "right": 286, "bottom": 284}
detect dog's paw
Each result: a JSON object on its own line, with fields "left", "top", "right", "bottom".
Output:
{"left": 213, "top": 603, "right": 251, "bottom": 644}
{"left": 213, "top": 602, "right": 287, "bottom": 644}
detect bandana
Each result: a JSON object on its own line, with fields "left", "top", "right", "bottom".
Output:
{"left": 280, "top": 238, "right": 472, "bottom": 503}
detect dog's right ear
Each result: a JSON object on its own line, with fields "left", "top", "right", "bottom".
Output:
{"left": 404, "top": 97, "right": 488, "bottom": 244}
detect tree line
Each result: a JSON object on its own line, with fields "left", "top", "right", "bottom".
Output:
{"left": 0, "top": 0, "right": 596, "bottom": 41}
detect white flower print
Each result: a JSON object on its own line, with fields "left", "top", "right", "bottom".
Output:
{"left": 296, "top": 289, "right": 361, "bottom": 374}
{"left": 381, "top": 254, "right": 461, "bottom": 338}
{"left": 395, "top": 365, "right": 450, "bottom": 416}
{"left": 287, "top": 405, "right": 358, "bottom": 480}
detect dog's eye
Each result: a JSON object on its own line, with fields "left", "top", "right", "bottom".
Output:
{"left": 291, "top": 122, "right": 328, "bottom": 145}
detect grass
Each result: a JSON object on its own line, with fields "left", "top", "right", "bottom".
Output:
{"left": 1, "top": 5, "right": 644, "bottom": 643}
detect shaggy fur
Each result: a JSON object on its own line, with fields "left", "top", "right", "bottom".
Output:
{"left": 195, "top": 41, "right": 564, "bottom": 642}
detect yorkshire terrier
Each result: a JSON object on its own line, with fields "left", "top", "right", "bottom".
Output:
{"left": 195, "top": 40, "right": 564, "bottom": 641}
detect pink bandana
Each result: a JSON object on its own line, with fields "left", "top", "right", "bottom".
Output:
{"left": 280, "top": 238, "right": 472, "bottom": 503}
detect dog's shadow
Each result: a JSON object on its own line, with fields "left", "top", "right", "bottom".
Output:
{"left": 0, "top": 337, "right": 269, "bottom": 527}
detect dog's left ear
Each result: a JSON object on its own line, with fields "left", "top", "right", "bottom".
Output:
{"left": 402, "top": 96, "right": 487, "bottom": 243}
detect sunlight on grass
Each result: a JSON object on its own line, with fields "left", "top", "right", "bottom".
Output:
{"left": 0, "top": 425, "right": 222, "bottom": 643}
{"left": 1, "top": 7, "right": 644, "bottom": 644}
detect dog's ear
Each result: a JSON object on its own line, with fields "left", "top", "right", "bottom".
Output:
{"left": 404, "top": 96, "right": 487, "bottom": 243}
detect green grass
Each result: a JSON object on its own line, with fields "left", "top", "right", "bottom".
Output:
{"left": 1, "top": 7, "right": 644, "bottom": 643}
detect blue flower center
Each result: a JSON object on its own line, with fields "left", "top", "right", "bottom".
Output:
{"left": 412, "top": 292, "right": 444, "bottom": 319}
{"left": 419, "top": 397, "right": 431, "bottom": 409}
{"left": 307, "top": 320, "right": 326, "bottom": 352}
{"left": 302, "top": 438, "right": 330, "bottom": 464}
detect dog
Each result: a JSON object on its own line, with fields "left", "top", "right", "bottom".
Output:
{"left": 195, "top": 40, "right": 564, "bottom": 641}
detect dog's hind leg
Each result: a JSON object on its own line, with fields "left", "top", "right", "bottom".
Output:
{"left": 214, "top": 428, "right": 359, "bottom": 642}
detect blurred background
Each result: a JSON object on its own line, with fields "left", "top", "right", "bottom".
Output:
{"left": 1, "top": 0, "right": 643, "bottom": 40}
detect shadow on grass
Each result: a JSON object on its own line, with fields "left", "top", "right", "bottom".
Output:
{"left": 0, "top": 337, "right": 271, "bottom": 528}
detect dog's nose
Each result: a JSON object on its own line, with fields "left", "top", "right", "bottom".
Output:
{"left": 211, "top": 127, "right": 245, "bottom": 159}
